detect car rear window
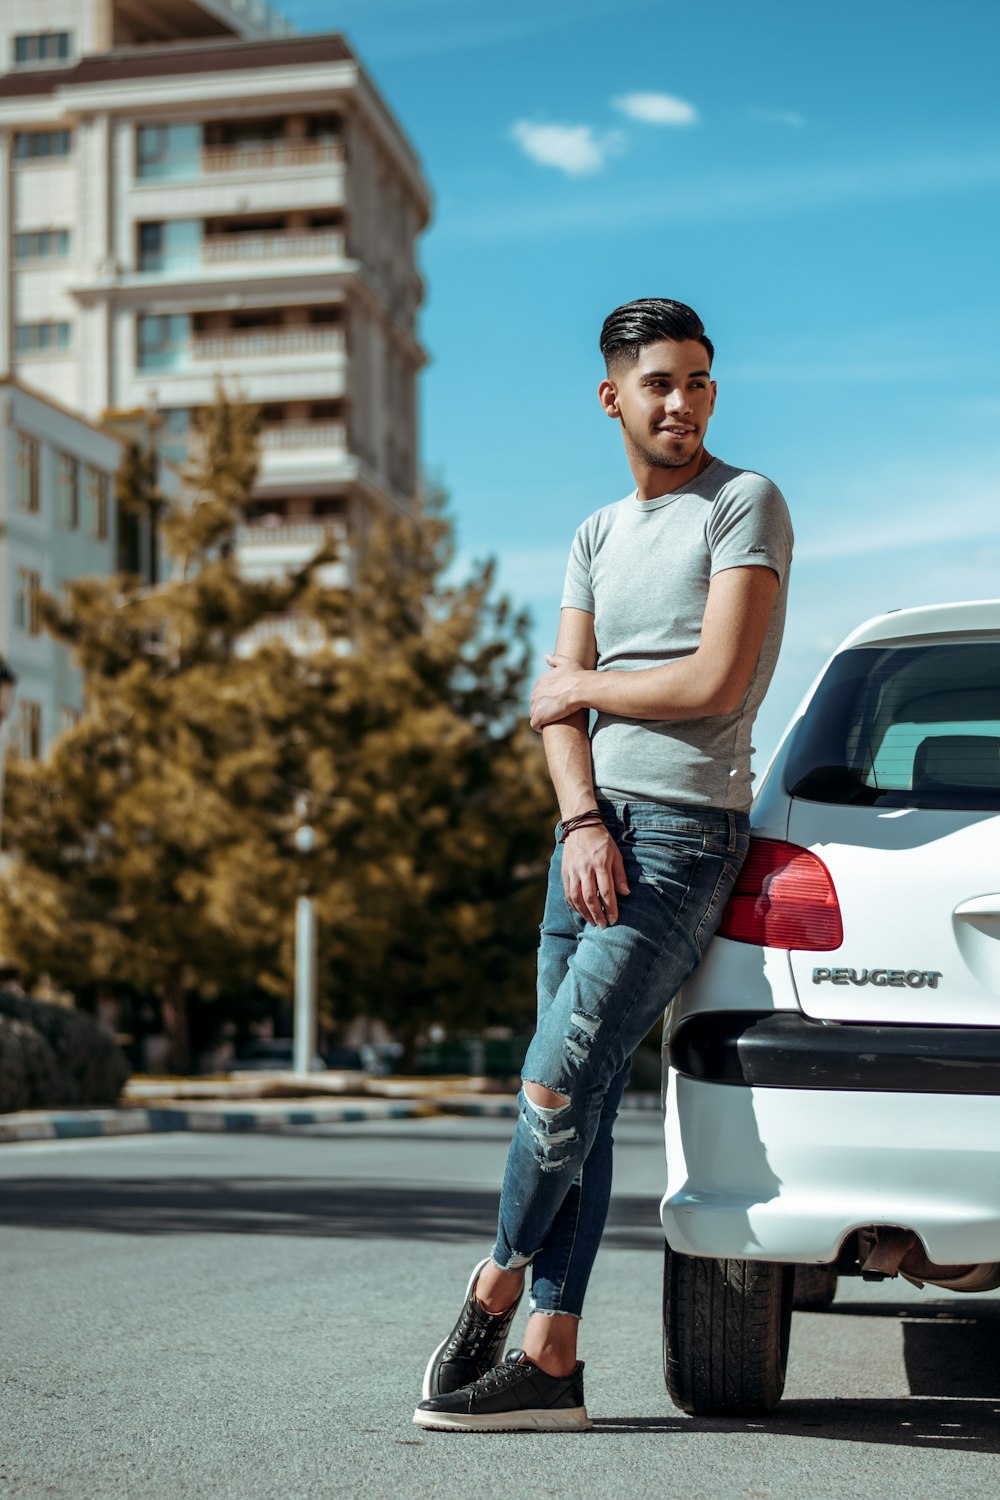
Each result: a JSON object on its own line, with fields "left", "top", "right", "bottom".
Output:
{"left": 784, "top": 640, "right": 1000, "bottom": 809}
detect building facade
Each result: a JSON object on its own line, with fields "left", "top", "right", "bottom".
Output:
{"left": 0, "top": 378, "right": 123, "bottom": 755}
{"left": 0, "top": 0, "right": 430, "bottom": 655}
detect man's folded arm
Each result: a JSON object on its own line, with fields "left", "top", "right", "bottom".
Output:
{"left": 531, "top": 566, "right": 779, "bottom": 729}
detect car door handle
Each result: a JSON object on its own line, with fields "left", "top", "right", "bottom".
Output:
{"left": 954, "top": 896, "right": 1000, "bottom": 919}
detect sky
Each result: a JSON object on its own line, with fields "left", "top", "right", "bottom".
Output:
{"left": 282, "top": 0, "right": 1000, "bottom": 765}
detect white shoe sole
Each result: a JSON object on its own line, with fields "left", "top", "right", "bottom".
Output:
{"left": 421, "top": 1256, "right": 501, "bottom": 1401}
{"left": 412, "top": 1404, "right": 592, "bottom": 1433}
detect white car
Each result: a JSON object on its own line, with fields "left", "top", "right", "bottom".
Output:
{"left": 660, "top": 599, "right": 1000, "bottom": 1415}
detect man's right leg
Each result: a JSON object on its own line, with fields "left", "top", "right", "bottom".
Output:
{"left": 421, "top": 838, "right": 582, "bottom": 1399}
{"left": 431, "top": 801, "right": 746, "bottom": 1381}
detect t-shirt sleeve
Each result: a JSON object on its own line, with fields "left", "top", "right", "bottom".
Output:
{"left": 706, "top": 475, "right": 794, "bottom": 585}
{"left": 560, "top": 521, "right": 595, "bottom": 613}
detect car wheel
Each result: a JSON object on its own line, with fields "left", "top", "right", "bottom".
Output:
{"left": 662, "top": 1243, "right": 794, "bottom": 1416}
{"left": 792, "top": 1266, "right": 838, "bottom": 1310}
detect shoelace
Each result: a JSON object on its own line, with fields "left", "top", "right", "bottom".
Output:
{"left": 444, "top": 1301, "right": 512, "bottom": 1360}
{"left": 471, "top": 1359, "right": 531, "bottom": 1395}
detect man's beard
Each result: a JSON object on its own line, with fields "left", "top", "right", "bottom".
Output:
{"left": 630, "top": 430, "right": 704, "bottom": 470}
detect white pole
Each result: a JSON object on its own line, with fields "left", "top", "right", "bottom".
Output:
{"left": 293, "top": 894, "right": 317, "bottom": 1075}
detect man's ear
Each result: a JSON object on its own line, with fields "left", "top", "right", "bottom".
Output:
{"left": 598, "top": 378, "right": 620, "bottom": 418}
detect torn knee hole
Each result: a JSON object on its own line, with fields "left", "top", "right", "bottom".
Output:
{"left": 524, "top": 1080, "right": 569, "bottom": 1111}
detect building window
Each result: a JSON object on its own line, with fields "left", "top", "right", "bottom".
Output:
{"left": 159, "top": 408, "right": 192, "bottom": 464}
{"left": 136, "top": 124, "right": 201, "bottom": 181}
{"left": 137, "top": 313, "right": 190, "bottom": 371}
{"left": 13, "top": 130, "right": 72, "bottom": 161}
{"left": 57, "top": 454, "right": 80, "bottom": 529}
{"left": 16, "top": 434, "right": 41, "bottom": 513}
{"left": 137, "top": 219, "right": 201, "bottom": 273}
{"left": 16, "top": 568, "right": 42, "bottom": 635}
{"left": 87, "top": 467, "right": 110, "bottom": 542}
{"left": 14, "top": 321, "right": 71, "bottom": 354}
{"left": 16, "top": 702, "right": 43, "bottom": 761}
{"left": 138, "top": 222, "right": 164, "bottom": 270}
{"left": 13, "top": 32, "right": 72, "bottom": 67}
{"left": 13, "top": 229, "right": 71, "bottom": 262}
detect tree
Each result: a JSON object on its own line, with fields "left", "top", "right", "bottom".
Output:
{"left": 0, "top": 397, "right": 554, "bottom": 1069}
{"left": 282, "top": 486, "right": 554, "bottom": 1058}
{"left": 0, "top": 391, "right": 316, "bottom": 1069}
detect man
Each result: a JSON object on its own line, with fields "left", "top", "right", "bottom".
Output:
{"left": 413, "top": 298, "right": 793, "bottom": 1432}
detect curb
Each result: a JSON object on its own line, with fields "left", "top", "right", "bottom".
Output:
{"left": 0, "top": 1098, "right": 436, "bottom": 1145}
{"left": 0, "top": 1091, "right": 662, "bottom": 1146}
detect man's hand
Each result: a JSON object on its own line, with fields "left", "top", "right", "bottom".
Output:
{"left": 530, "top": 654, "right": 594, "bottom": 732}
{"left": 561, "top": 823, "right": 630, "bottom": 927}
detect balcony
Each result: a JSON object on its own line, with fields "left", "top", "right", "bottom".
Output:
{"left": 259, "top": 421, "right": 346, "bottom": 452}
{"left": 191, "top": 327, "right": 345, "bottom": 362}
{"left": 237, "top": 520, "right": 345, "bottom": 549}
{"left": 201, "top": 230, "right": 344, "bottom": 266}
{"left": 234, "top": 613, "right": 332, "bottom": 658}
{"left": 236, "top": 519, "right": 349, "bottom": 587}
{"left": 202, "top": 140, "right": 343, "bottom": 175}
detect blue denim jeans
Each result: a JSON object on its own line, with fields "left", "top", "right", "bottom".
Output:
{"left": 490, "top": 798, "right": 749, "bottom": 1317}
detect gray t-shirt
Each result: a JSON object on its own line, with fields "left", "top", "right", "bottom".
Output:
{"left": 560, "top": 458, "right": 793, "bottom": 813}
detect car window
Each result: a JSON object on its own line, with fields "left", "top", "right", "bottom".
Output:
{"left": 784, "top": 641, "right": 1000, "bottom": 809}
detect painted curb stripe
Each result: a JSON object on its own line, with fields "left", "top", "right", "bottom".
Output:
{"left": 52, "top": 1116, "right": 106, "bottom": 1138}
{"left": 0, "top": 1092, "right": 661, "bottom": 1144}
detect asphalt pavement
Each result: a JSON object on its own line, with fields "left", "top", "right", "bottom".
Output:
{"left": 1, "top": 1116, "right": 998, "bottom": 1500}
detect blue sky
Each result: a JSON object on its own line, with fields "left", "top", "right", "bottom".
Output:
{"left": 283, "top": 0, "right": 1000, "bottom": 763}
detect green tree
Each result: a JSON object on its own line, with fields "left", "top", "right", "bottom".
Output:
{"left": 0, "top": 400, "right": 554, "bottom": 1070}
{"left": 0, "top": 391, "right": 318, "bottom": 1069}
{"left": 283, "top": 487, "right": 553, "bottom": 1058}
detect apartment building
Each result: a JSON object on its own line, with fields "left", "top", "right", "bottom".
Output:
{"left": 0, "top": 1, "right": 430, "bottom": 656}
{"left": 0, "top": 378, "right": 124, "bottom": 755}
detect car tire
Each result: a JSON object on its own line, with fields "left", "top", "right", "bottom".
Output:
{"left": 662, "top": 1243, "right": 794, "bottom": 1416}
{"left": 792, "top": 1266, "right": 838, "bottom": 1310}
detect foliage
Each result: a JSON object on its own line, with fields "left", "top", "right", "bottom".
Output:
{"left": 0, "top": 990, "right": 128, "bottom": 1112}
{"left": 278, "top": 488, "right": 554, "bottom": 1054}
{"left": 0, "top": 392, "right": 554, "bottom": 1068}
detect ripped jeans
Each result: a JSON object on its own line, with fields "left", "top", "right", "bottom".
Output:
{"left": 490, "top": 798, "right": 749, "bottom": 1317}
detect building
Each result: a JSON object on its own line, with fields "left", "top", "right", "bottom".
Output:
{"left": 0, "top": 1, "right": 431, "bottom": 654}
{"left": 0, "top": 378, "right": 124, "bottom": 755}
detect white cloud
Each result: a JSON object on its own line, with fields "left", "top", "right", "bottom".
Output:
{"left": 509, "top": 120, "right": 624, "bottom": 176}
{"left": 749, "top": 106, "right": 805, "bottom": 129}
{"left": 613, "top": 91, "right": 698, "bottom": 126}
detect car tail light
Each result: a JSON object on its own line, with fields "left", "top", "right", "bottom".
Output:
{"left": 717, "top": 838, "right": 843, "bottom": 951}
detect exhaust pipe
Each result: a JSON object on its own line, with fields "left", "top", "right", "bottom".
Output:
{"left": 860, "top": 1227, "right": 1000, "bottom": 1293}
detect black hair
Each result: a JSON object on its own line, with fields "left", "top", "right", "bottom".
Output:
{"left": 599, "top": 298, "right": 714, "bottom": 370}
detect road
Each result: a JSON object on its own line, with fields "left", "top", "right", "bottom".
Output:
{"left": 1, "top": 1114, "right": 998, "bottom": 1500}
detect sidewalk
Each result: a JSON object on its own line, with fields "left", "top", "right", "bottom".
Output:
{"left": 0, "top": 1077, "right": 660, "bottom": 1144}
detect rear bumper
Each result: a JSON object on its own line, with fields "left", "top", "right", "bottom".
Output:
{"left": 669, "top": 1010, "right": 1000, "bottom": 1093}
{"left": 661, "top": 1070, "right": 1000, "bottom": 1264}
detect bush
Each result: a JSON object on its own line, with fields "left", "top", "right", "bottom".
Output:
{"left": 0, "top": 990, "right": 129, "bottom": 1112}
{"left": 0, "top": 1015, "right": 61, "bottom": 1113}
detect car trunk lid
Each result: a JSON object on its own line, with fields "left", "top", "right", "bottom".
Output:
{"left": 786, "top": 801, "right": 1000, "bottom": 1024}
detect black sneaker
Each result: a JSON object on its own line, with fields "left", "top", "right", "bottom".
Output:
{"left": 422, "top": 1258, "right": 523, "bottom": 1399}
{"left": 414, "top": 1350, "right": 591, "bottom": 1432}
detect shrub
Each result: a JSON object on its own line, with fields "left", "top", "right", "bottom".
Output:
{"left": 0, "top": 1014, "right": 61, "bottom": 1113}
{"left": 0, "top": 990, "right": 129, "bottom": 1112}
